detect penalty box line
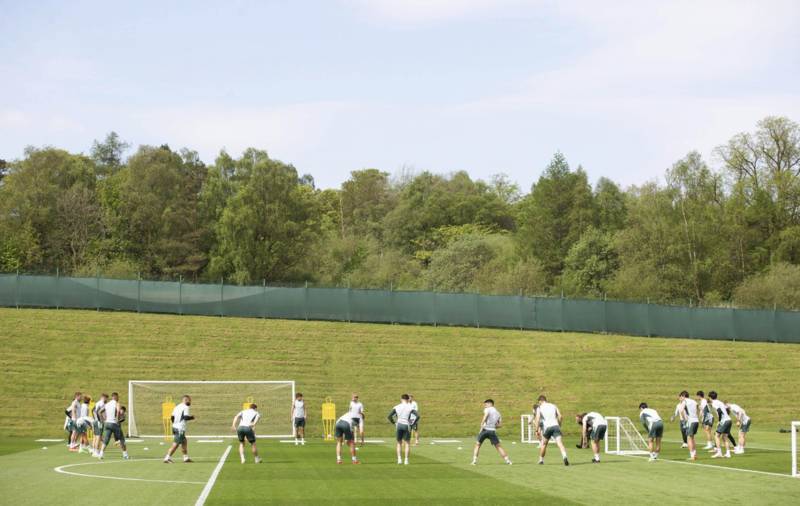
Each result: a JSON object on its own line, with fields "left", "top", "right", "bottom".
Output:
{"left": 195, "top": 445, "right": 232, "bottom": 506}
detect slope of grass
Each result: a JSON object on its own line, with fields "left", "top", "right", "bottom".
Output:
{"left": 1, "top": 307, "right": 800, "bottom": 439}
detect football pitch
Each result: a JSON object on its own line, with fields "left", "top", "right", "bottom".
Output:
{"left": 1, "top": 431, "right": 798, "bottom": 505}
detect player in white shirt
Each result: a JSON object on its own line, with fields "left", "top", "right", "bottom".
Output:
{"left": 471, "top": 399, "right": 512, "bottom": 466}
{"left": 670, "top": 401, "right": 689, "bottom": 449}
{"left": 75, "top": 395, "right": 93, "bottom": 453}
{"left": 349, "top": 394, "right": 365, "bottom": 446}
{"left": 575, "top": 411, "right": 607, "bottom": 463}
{"left": 708, "top": 391, "right": 732, "bottom": 458}
{"left": 97, "top": 392, "right": 129, "bottom": 460}
{"left": 91, "top": 393, "right": 108, "bottom": 457}
{"left": 726, "top": 402, "right": 751, "bottom": 454}
{"left": 696, "top": 391, "right": 715, "bottom": 449}
{"left": 409, "top": 395, "right": 420, "bottom": 446}
{"left": 291, "top": 392, "right": 306, "bottom": 446}
{"left": 334, "top": 413, "right": 360, "bottom": 464}
{"left": 678, "top": 391, "right": 699, "bottom": 460}
{"left": 164, "top": 395, "right": 195, "bottom": 463}
{"left": 232, "top": 403, "right": 262, "bottom": 464}
{"left": 533, "top": 396, "right": 569, "bottom": 466}
{"left": 67, "top": 391, "right": 81, "bottom": 451}
{"left": 387, "top": 394, "right": 419, "bottom": 465}
{"left": 638, "top": 403, "right": 663, "bottom": 461}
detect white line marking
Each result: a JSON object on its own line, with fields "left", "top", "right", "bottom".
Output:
{"left": 198, "top": 440, "right": 223, "bottom": 443}
{"left": 36, "top": 438, "right": 64, "bottom": 442}
{"left": 432, "top": 439, "right": 462, "bottom": 443}
{"left": 126, "top": 439, "right": 144, "bottom": 443}
{"left": 363, "top": 439, "right": 385, "bottom": 443}
{"left": 662, "top": 438, "right": 791, "bottom": 453}
{"left": 54, "top": 458, "right": 205, "bottom": 484}
{"left": 625, "top": 454, "right": 794, "bottom": 479}
{"left": 279, "top": 440, "right": 297, "bottom": 443}
{"left": 195, "top": 445, "right": 231, "bottom": 506}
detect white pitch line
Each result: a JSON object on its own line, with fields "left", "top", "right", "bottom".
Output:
{"left": 195, "top": 445, "right": 231, "bottom": 506}
{"left": 363, "top": 439, "right": 385, "bottom": 443}
{"left": 54, "top": 458, "right": 205, "bottom": 485}
{"left": 432, "top": 439, "right": 462, "bottom": 443}
{"left": 662, "top": 438, "right": 791, "bottom": 453}
{"left": 36, "top": 438, "right": 64, "bottom": 442}
{"left": 625, "top": 454, "right": 795, "bottom": 479}
{"left": 198, "top": 440, "right": 223, "bottom": 443}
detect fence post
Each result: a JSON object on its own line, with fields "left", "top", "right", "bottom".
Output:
{"left": 559, "top": 291, "right": 565, "bottom": 333}
{"left": 433, "top": 291, "right": 438, "bottom": 327}
{"left": 646, "top": 298, "right": 652, "bottom": 337}
{"left": 55, "top": 267, "right": 60, "bottom": 310}
{"left": 475, "top": 292, "right": 480, "bottom": 328}
{"left": 346, "top": 282, "right": 352, "bottom": 323}
{"left": 304, "top": 281, "right": 309, "bottom": 321}
{"left": 15, "top": 269, "right": 19, "bottom": 309}
{"left": 220, "top": 277, "right": 224, "bottom": 317}
{"left": 518, "top": 290, "right": 524, "bottom": 330}
{"left": 688, "top": 298, "right": 694, "bottom": 339}
{"left": 602, "top": 293, "right": 607, "bottom": 334}
{"left": 773, "top": 303, "right": 779, "bottom": 343}
{"left": 178, "top": 276, "right": 183, "bottom": 315}
{"left": 95, "top": 270, "right": 100, "bottom": 312}
{"left": 137, "top": 272, "right": 141, "bottom": 313}
{"left": 262, "top": 280, "right": 267, "bottom": 319}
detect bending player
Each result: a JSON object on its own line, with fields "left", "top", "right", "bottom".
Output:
{"left": 232, "top": 403, "right": 262, "bottom": 464}
{"left": 97, "top": 392, "right": 129, "bottom": 460}
{"left": 388, "top": 394, "right": 419, "bottom": 465}
{"left": 164, "top": 395, "right": 194, "bottom": 463}
{"left": 75, "top": 395, "right": 93, "bottom": 453}
{"left": 708, "top": 391, "right": 732, "bottom": 458}
{"left": 471, "top": 399, "right": 512, "bottom": 466}
{"left": 696, "top": 391, "right": 714, "bottom": 450}
{"left": 534, "top": 395, "right": 569, "bottom": 466}
{"left": 678, "top": 391, "right": 699, "bottom": 460}
{"left": 291, "top": 392, "right": 306, "bottom": 446}
{"left": 638, "top": 402, "right": 663, "bottom": 461}
{"left": 334, "top": 412, "right": 360, "bottom": 464}
{"left": 576, "top": 411, "right": 607, "bottom": 463}
{"left": 726, "top": 401, "right": 751, "bottom": 454}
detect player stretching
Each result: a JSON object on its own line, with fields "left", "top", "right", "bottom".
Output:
{"left": 678, "top": 391, "right": 699, "bottom": 460}
{"left": 576, "top": 412, "right": 607, "bottom": 463}
{"left": 638, "top": 403, "right": 663, "bottom": 461}
{"left": 696, "top": 391, "right": 714, "bottom": 449}
{"left": 334, "top": 413, "right": 360, "bottom": 464}
{"left": 349, "top": 394, "right": 365, "bottom": 446}
{"left": 708, "top": 391, "right": 732, "bottom": 458}
{"left": 291, "top": 392, "right": 306, "bottom": 446}
{"left": 164, "top": 395, "right": 195, "bottom": 463}
{"left": 534, "top": 395, "right": 569, "bottom": 466}
{"left": 75, "top": 395, "right": 93, "bottom": 453}
{"left": 232, "top": 403, "right": 262, "bottom": 464}
{"left": 91, "top": 393, "right": 107, "bottom": 457}
{"left": 388, "top": 394, "right": 419, "bottom": 465}
{"left": 67, "top": 391, "right": 81, "bottom": 451}
{"left": 726, "top": 402, "right": 751, "bottom": 454}
{"left": 409, "top": 395, "right": 420, "bottom": 446}
{"left": 472, "top": 399, "right": 512, "bottom": 466}
{"left": 97, "top": 392, "right": 129, "bottom": 460}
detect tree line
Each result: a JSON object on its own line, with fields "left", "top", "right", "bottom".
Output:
{"left": 1, "top": 116, "right": 799, "bottom": 309}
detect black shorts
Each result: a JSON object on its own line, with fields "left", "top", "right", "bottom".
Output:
{"left": 351, "top": 417, "right": 361, "bottom": 427}
{"left": 590, "top": 424, "right": 607, "bottom": 441}
{"left": 410, "top": 420, "right": 419, "bottom": 431}
{"left": 716, "top": 420, "right": 732, "bottom": 435}
{"left": 543, "top": 426, "right": 562, "bottom": 440}
{"left": 686, "top": 422, "right": 699, "bottom": 436}
{"left": 294, "top": 417, "right": 306, "bottom": 428}
{"left": 335, "top": 420, "right": 354, "bottom": 441}
{"left": 102, "top": 422, "right": 125, "bottom": 445}
{"left": 476, "top": 429, "right": 500, "bottom": 446}
{"left": 396, "top": 424, "right": 411, "bottom": 442}
{"left": 237, "top": 426, "right": 256, "bottom": 443}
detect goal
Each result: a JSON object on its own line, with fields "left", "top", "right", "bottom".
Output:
{"left": 605, "top": 416, "right": 649, "bottom": 455}
{"left": 127, "top": 380, "right": 295, "bottom": 438}
{"left": 520, "top": 414, "right": 541, "bottom": 445}
{"left": 792, "top": 421, "right": 799, "bottom": 478}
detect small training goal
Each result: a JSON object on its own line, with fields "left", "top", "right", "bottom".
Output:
{"left": 604, "top": 416, "right": 649, "bottom": 455}
{"left": 792, "top": 421, "right": 799, "bottom": 478}
{"left": 127, "top": 380, "right": 295, "bottom": 438}
{"left": 520, "top": 414, "right": 541, "bottom": 445}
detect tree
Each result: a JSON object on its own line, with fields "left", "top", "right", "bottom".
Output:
{"left": 91, "top": 132, "right": 130, "bottom": 176}
{"left": 733, "top": 263, "right": 800, "bottom": 309}
{"left": 209, "top": 155, "right": 319, "bottom": 283}
{"left": 516, "top": 152, "right": 596, "bottom": 278}
{"left": 425, "top": 234, "right": 497, "bottom": 292}
{"left": 594, "top": 177, "right": 627, "bottom": 233}
{"left": 340, "top": 169, "right": 395, "bottom": 240}
{"left": 561, "top": 227, "right": 619, "bottom": 297}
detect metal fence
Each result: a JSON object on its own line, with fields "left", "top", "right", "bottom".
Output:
{"left": 1, "top": 273, "right": 797, "bottom": 343}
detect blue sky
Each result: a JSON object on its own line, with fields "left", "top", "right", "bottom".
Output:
{"left": 1, "top": 0, "right": 799, "bottom": 190}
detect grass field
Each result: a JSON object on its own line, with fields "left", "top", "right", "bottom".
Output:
{"left": 1, "top": 308, "right": 800, "bottom": 504}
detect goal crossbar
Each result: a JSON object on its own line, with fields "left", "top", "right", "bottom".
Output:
{"left": 128, "top": 380, "right": 295, "bottom": 438}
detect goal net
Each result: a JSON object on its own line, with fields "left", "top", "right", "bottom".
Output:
{"left": 605, "top": 416, "right": 649, "bottom": 455}
{"left": 792, "top": 421, "right": 799, "bottom": 478}
{"left": 127, "top": 380, "right": 295, "bottom": 438}
{"left": 520, "top": 414, "right": 540, "bottom": 445}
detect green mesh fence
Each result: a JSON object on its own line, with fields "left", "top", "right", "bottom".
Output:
{"left": 1, "top": 274, "right": 798, "bottom": 343}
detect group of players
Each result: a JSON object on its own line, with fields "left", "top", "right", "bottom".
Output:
{"left": 63, "top": 388, "right": 751, "bottom": 466}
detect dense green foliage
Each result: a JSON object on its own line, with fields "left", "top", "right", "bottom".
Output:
{"left": 2, "top": 116, "right": 800, "bottom": 308}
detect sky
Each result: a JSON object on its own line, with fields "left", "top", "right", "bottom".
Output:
{"left": 1, "top": 0, "right": 799, "bottom": 190}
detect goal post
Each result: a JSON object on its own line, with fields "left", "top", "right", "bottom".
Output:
{"left": 605, "top": 416, "right": 650, "bottom": 455}
{"left": 792, "top": 421, "right": 799, "bottom": 478}
{"left": 128, "top": 380, "right": 295, "bottom": 438}
{"left": 520, "top": 414, "right": 540, "bottom": 445}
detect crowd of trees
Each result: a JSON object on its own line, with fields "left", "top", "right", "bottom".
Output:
{"left": 1, "top": 116, "right": 800, "bottom": 309}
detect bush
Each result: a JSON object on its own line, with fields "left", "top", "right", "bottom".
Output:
{"left": 733, "top": 263, "right": 800, "bottom": 310}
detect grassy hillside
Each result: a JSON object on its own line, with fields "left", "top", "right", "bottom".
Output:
{"left": 1, "top": 308, "right": 799, "bottom": 437}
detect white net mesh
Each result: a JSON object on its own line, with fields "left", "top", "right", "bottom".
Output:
{"left": 128, "top": 381, "right": 294, "bottom": 437}
{"left": 605, "top": 416, "right": 650, "bottom": 455}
